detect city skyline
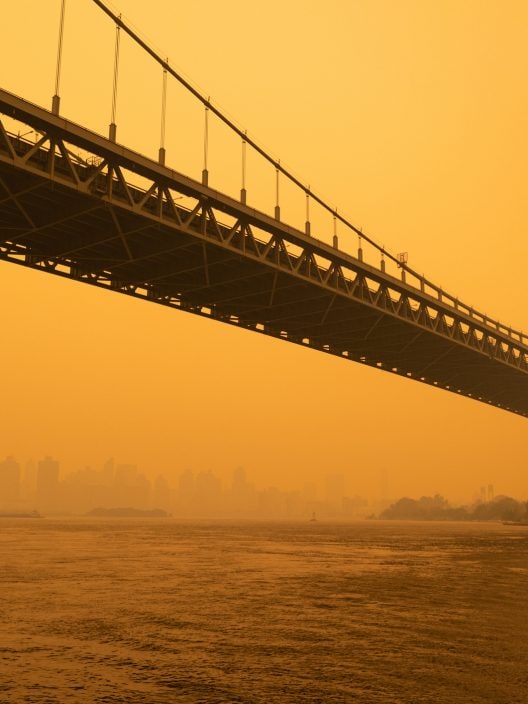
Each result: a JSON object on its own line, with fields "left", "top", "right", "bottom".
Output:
{"left": 0, "top": 453, "right": 367, "bottom": 517}
{"left": 0, "top": 452, "right": 511, "bottom": 518}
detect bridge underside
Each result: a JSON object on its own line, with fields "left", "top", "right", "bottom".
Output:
{"left": 0, "top": 91, "right": 527, "bottom": 417}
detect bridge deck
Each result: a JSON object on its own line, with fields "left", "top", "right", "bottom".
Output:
{"left": 0, "top": 88, "right": 527, "bottom": 417}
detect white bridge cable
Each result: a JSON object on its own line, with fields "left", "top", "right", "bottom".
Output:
{"left": 89, "top": 0, "right": 524, "bottom": 343}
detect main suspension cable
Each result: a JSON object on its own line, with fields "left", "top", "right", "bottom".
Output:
{"left": 88, "top": 0, "right": 525, "bottom": 345}
{"left": 89, "top": 0, "right": 401, "bottom": 265}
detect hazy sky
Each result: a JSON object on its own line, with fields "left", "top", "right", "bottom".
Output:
{"left": 1, "top": 0, "right": 527, "bottom": 501}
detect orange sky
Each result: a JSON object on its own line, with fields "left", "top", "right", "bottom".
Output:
{"left": 1, "top": 0, "right": 527, "bottom": 502}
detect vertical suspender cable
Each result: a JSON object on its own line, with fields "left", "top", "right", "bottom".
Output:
{"left": 240, "top": 131, "right": 247, "bottom": 204}
{"left": 159, "top": 60, "right": 168, "bottom": 164}
{"left": 89, "top": 0, "right": 424, "bottom": 275}
{"left": 109, "top": 19, "right": 121, "bottom": 142}
{"left": 305, "top": 188, "right": 311, "bottom": 236}
{"left": 274, "top": 161, "right": 280, "bottom": 220}
{"left": 52, "top": 0, "right": 67, "bottom": 115}
{"left": 89, "top": 0, "right": 525, "bottom": 345}
{"left": 202, "top": 101, "right": 209, "bottom": 185}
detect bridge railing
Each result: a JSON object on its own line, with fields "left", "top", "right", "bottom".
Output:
{"left": 4, "top": 106, "right": 526, "bottom": 355}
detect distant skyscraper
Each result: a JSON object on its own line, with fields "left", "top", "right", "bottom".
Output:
{"left": 22, "top": 459, "right": 37, "bottom": 501}
{"left": 231, "top": 467, "right": 249, "bottom": 512}
{"left": 114, "top": 464, "right": 149, "bottom": 508}
{"left": 325, "top": 472, "right": 345, "bottom": 509}
{"left": 194, "top": 470, "right": 222, "bottom": 514}
{"left": 0, "top": 456, "right": 21, "bottom": 507}
{"left": 230, "top": 466, "right": 256, "bottom": 514}
{"left": 178, "top": 469, "right": 195, "bottom": 499}
{"left": 102, "top": 457, "right": 115, "bottom": 483}
{"left": 152, "top": 475, "right": 171, "bottom": 511}
{"left": 301, "top": 482, "right": 317, "bottom": 502}
{"left": 115, "top": 463, "right": 138, "bottom": 485}
{"left": 36, "top": 456, "right": 59, "bottom": 511}
{"left": 232, "top": 466, "right": 247, "bottom": 490}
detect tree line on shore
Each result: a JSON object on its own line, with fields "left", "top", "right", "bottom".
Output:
{"left": 379, "top": 494, "right": 528, "bottom": 522}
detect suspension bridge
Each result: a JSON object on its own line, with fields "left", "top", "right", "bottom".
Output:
{"left": 0, "top": 0, "right": 527, "bottom": 417}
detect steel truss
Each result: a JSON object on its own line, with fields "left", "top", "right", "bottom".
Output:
{"left": 0, "top": 88, "right": 527, "bottom": 416}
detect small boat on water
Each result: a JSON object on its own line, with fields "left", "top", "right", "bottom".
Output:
{"left": 309, "top": 511, "right": 317, "bottom": 522}
{"left": 0, "top": 510, "right": 42, "bottom": 518}
{"left": 502, "top": 520, "right": 528, "bottom": 526}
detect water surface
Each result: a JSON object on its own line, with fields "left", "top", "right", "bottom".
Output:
{"left": 1, "top": 519, "right": 527, "bottom": 703}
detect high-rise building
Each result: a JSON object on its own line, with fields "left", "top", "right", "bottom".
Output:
{"left": 178, "top": 469, "right": 195, "bottom": 498}
{"left": 194, "top": 470, "right": 222, "bottom": 515}
{"left": 231, "top": 466, "right": 249, "bottom": 503}
{"left": 36, "top": 456, "right": 60, "bottom": 511}
{"left": 325, "top": 472, "right": 345, "bottom": 510}
{"left": 113, "top": 464, "right": 150, "bottom": 508}
{"left": 0, "top": 456, "right": 21, "bottom": 507}
{"left": 22, "top": 459, "right": 37, "bottom": 502}
{"left": 102, "top": 457, "right": 115, "bottom": 483}
{"left": 152, "top": 475, "right": 171, "bottom": 511}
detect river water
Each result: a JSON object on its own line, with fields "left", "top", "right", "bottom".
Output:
{"left": 0, "top": 519, "right": 527, "bottom": 703}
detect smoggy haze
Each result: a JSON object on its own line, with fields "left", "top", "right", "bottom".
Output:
{"left": 1, "top": 0, "right": 527, "bottom": 499}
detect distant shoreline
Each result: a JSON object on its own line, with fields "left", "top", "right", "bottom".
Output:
{"left": 85, "top": 507, "right": 169, "bottom": 518}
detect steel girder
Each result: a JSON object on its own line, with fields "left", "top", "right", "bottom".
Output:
{"left": 0, "top": 88, "right": 527, "bottom": 417}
